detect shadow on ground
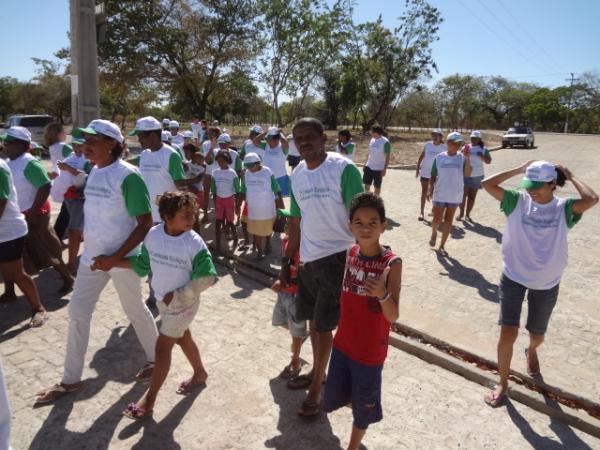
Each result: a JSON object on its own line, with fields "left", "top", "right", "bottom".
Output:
{"left": 436, "top": 253, "right": 499, "bottom": 303}
{"left": 462, "top": 220, "right": 503, "bottom": 244}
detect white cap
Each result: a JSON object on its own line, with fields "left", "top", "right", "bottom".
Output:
{"left": 74, "top": 119, "right": 124, "bottom": 144}
{"left": 161, "top": 130, "right": 172, "bottom": 142}
{"left": 1, "top": 126, "right": 32, "bottom": 143}
{"left": 162, "top": 118, "right": 170, "bottom": 125}
{"left": 266, "top": 126, "right": 280, "bottom": 137}
{"left": 169, "top": 120, "right": 180, "bottom": 129}
{"left": 431, "top": 128, "right": 443, "bottom": 135}
{"left": 183, "top": 130, "right": 194, "bottom": 138}
{"left": 446, "top": 131, "right": 464, "bottom": 142}
{"left": 217, "top": 133, "right": 231, "bottom": 144}
{"left": 243, "top": 152, "right": 261, "bottom": 165}
{"left": 519, "top": 161, "right": 557, "bottom": 189}
{"left": 470, "top": 130, "right": 482, "bottom": 139}
{"left": 249, "top": 125, "right": 263, "bottom": 134}
{"left": 129, "top": 116, "right": 162, "bottom": 135}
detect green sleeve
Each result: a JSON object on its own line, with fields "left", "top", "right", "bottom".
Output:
{"left": 484, "top": 149, "right": 491, "bottom": 159}
{"left": 168, "top": 152, "right": 185, "bottom": 181}
{"left": 430, "top": 160, "right": 438, "bottom": 177}
{"left": 239, "top": 144, "right": 246, "bottom": 159}
{"left": 260, "top": 141, "right": 267, "bottom": 149}
{"left": 62, "top": 144, "right": 73, "bottom": 158}
{"left": 346, "top": 143, "right": 355, "bottom": 155}
{"left": 128, "top": 245, "right": 151, "bottom": 277}
{"left": 24, "top": 160, "right": 50, "bottom": 188}
{"left": 340, "top": 164, "right": 364, "bottom": 209}
{"left": 240, "top": 180, "right": 246, "bottom": 194}
{"left": 0, "top": 168, "right": 10, "bottom": 199}
{"left": 271, "top": 175, "right": 281, "bottom": 194}
{"left": 210, "top": 177, "right": 216, "bottom": 194}
{"left": 565, "top": 198, "right": 583, "bottom": 229}
{"left": 383, "top": 141, "right": 391, "bottom": 154}
{"left": 129, "top": 156, "right": 140, "bottom": 166}
{"left": 289, "top": 189, "right": 301, "bottom": 217}
{"left": 191, "top": 248, "right": 217, "bottom": 280}
{"left": 83, "top": 161, "right": 92, "bottom": 174}
{"left": 282, "top": 146, "right": 288, "bottom": 156}
{"left": 233, "top": 176, "right": 241, "bottom": 194}
{"left": 500, "top": 189, "right": 520, "bottom": 216}
{"left": 121, "top": 172, "right": 152, "bottom": 217}
{"left": 234, "top": 155, "right": 242, "bottom": 172}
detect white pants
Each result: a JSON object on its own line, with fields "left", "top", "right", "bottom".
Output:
{"left": 62, "top": 265, "right": 158, "bottom": 384}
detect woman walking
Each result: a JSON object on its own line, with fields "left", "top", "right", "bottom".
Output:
{"left": 416, "top": 129, "right": 446, "bottom": 221}
{"left": 457, "top": 131, "right": 491, "bottom": 221}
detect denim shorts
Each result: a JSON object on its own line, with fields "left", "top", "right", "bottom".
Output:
{"left": 272, "top": 291, "right": 308, "bottom": 338}
{"left": 464, "top": 176, "right": 484, "bottom": 189}
{"left": 498, "top": 273, "right": 560, "bottom": 335}
{"left": 64, "top": 198, "right": 85, "bottom": 231}
{"left": 432, "top": 201, "right": 461, "bottom": 208}
{"left": 323, "top": 347, "right": 383, "bottom": 430}
{"left": 277, "top": 175, "right": 290, "bottom": 197}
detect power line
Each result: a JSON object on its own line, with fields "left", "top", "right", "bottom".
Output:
{"left": 564, "top": 72, "right": 579, "bottom": 133}
{"left": 494, "top": 0, "right": 567, "bottom": 74}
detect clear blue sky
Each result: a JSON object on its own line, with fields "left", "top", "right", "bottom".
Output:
{"left": 2, "top": 0, "right": 599, "bottom": 88}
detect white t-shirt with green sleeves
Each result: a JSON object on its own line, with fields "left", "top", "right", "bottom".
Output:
{"left": 463, "top": 144, "right": 491, "bottom": 178}
{"left": 242, "top": 166, "right": 280, "bottom": 220}
{"left": 242, "top": 139, "right": 265, "bottom": 160}
{"left": 49, "top": 142, "right": 73, "bottom": 173}
{"left": 202, "top": 140, "right": 218, "bottom": 175}
{"left": 0, "top": 158, "right": 28, "bottom": 243}
{"left": 261, "top": 142, "right": 288, "bottom": 178}
{"left": 366, "top": 136, "right": 391, "bottom": 171}
{"left": 129, "top": 225, "right": 217, "bottom": 302}
{"left": 290, "top": 152, "right": 364, "bottom": 263}
{"left": 7, "top": 152, "right": 51, "bottom": 212}
{"left": 210, "top": 168, "right": 241, "bottom": 198}
{"left": 337, "top": 142, "right": 355, "bottom": 161}
{"left": 420, "top": 141, "right": 446, "bottom": 178}
{"left": 135, "top": 144, "right": 185, "bottom": 222}
{"left": 500, "top": 189, "right": 582, "bottom": 290}
{"left": 430, "top": 152, "right": 465, "bottom": 204}
{"left": 81, "top": 159, "right": 151, "bottom": 267}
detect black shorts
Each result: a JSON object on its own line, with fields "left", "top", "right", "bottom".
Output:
{"left": 0, "top": 235, "right": 26, "bottom": 263}
{"left": 296, "top": 250, "right": 347, "bottom": 332}
{"left": 363, "top": 166, "right": 383, "bottom": 189}
{"left": 287, "top": 155, "right": 301, "bottom": 168}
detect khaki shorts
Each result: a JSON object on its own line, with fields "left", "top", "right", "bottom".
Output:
{"left": 247, "top": 218, "right": 275, "bottom": 237}
{"left": 157, "top": 299, "right": 200, "bottom": 338}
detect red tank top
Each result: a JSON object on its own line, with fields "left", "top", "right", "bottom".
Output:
{"left": 333, "top": 244, "right": 400, "bottom": 366}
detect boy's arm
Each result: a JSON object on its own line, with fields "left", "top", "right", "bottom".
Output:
{"left": 364, "top": 259, "right": 402, "bottom": 323}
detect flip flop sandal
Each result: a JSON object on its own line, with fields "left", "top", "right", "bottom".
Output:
{"left": 524, "top": 348, "right": 541, "bottom": 376}
{"left": 35, "top": 382, "right": 81, "bottom": 404}
{"left": 298, "top": 400, "right": 320, "bottom": 417}
{"left": 176, "top": 379, "right": 206, "bottom": 395}
{"left": 135, "top": 362, "right": 155, "bottom": 382}
{"left": 438, "top": 249, "right": 449, "bottom": 257}
{"left": 123, "top": 403, "right": 153, "bottom": 420}
{"left": 287, "top": 374, "right": 312, "bottom": 390}
{"left": 279, "top": 364, "right": 301, "bottom": 380}
{"left": 30, "top": 311, "right": 48, "bottom": 328}
{"left": 483, "top": 387, "right": 507, "bottom": 408}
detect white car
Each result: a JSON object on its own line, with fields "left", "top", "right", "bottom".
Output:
{"left": 502, "top": 126, "right": 535, "bottom": 149}
{"left": 1, "top": 115, "right": 55, "bottom": 145}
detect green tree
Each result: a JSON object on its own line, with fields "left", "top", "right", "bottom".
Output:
{"left": 0, "top": 77, "right": 19, "bottom": 122}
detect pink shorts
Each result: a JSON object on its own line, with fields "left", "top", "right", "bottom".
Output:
{"left": 215, "top": 196, "right": 235, "bottom": 222}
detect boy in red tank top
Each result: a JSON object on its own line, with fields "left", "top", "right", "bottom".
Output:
{"left": 323, "top": 192, "right": 402, "bottom": 450}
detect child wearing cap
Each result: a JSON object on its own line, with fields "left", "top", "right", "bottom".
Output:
{"left": 200, "top": 127, "right": 221, "bottom": 221}
{"left": 481, "top": 160, "right": 598, "bottom": 407}
{"left": 457, "top": 131, "right": 491, "bottom": 222}
{"left": 323, "top": 192, "right": 401, "bottom": 449}
{"left": 241, "top": 125, "right": 265, "bottom": 161}
{"left": 363, "top": 126, "right": 392, "bottom": 196}
{"left": 427, "top": 132, "right": 472, "bottom": 256}
{"left": 240, "top": 153, "right": 283, "bottom": 259}
{"left": 169, "top": 120, "right": 185, "bottom": 146}
{"left": 416, "top": 129, "right": 446, "bottom": 221}
{"left": 252, "top": 127, "right": 290, "bottom": 196}
{"left": 183, "top": 144, "right": 206, "bottom": 218}
{"left": 217, "top": 134, "right": 242, "bottom": 176}
{"left": 211, "top": 151, "right": 242, "bottom": 252}
{"left": 337, "top": 130, "right": 356, "bottom": 162}
{"left": 271, "top": 208, "right": 308, "bottom": 378}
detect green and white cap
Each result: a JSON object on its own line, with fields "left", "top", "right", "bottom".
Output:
{"left": 277, "top": 208, "right": 293, "bottom": 218}
{"left": 73, "top": 119, "right": 124, "bottom": 144}
{"left": 128, "top": 116, "right": 162, "bottom": 136}
{"left": 519, "top": 161, "right": 557, "bottom": 190}
{"left": 249, "top": 125, "right": 263, "bottom": 134}
{"left": 0, "top": 126, "right": 32, "bottom": 143}
{"left": 183, "top": 130, "right": 194, "bottom": 138}
{"left": 161, "top": 130, "right": 172, "bottom": 142}
{"left": 243, "top": 152, "right": 261, "bottom": 165}
{"left": 217, "top": 133, "right": 231, "bottom": 144}
{"left": 446, "top": 131, "right": 464, "bottom": 142}
{"left": 169, "top": 120, "right": 180, "bottom": 129}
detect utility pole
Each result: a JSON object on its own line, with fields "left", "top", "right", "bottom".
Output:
{"left": 70, "top": 0, "right": 102, "bottom": 128}
{"left": 563, "top": 72, "right": 579, "bottom": 134}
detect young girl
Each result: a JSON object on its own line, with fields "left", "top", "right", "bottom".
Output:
{"left": 481, "top": 160, "right": 597, "bottom": 407}
{"left": 337, "top": 129, "right": 355, "bottom": 162}
{"left": 200, "top": 126, "right": 221, "bottom": 221}
{"left": 240, "top": 152, "right": 283, "bottom": 259}
{"left": 211, "top": 151, "right": 241, "bottom": 252}
{"left": 457, "top": 130, "right": 491, "bottom": 222}
{"left": 416, "top": 129, "right": 446, "bottom": 221}
{"left": 253, "top": 127, "right": 290, "bottom": 196}
{"left": 120, "top": 191, "right": 217, "bottom": 419}
{"left": 427, "top": 132, "right": 472, "bottom": 256}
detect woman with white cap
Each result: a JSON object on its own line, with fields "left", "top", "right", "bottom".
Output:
{"left": 240, "top": 125, "right": 265, "bottom": 161}
{"left": 457, "top": 130, "right": 491, "bottom": 221}
{"left": 481, "top": 160, "right": 597, "bottom": 407}
{"left": 427, "top": 132, "right": 472, "bottom": 256}
{"left": 169, "top": 120, "right": 185, "bottom": 146}
{"left": 35, "top": 119, "right": 159, "bottom": 403}
{"left": 252, "top": 127, "right": 290, "bottom": 196}
{"left": 416, "top": 129, "right": 446, "bottom": 221}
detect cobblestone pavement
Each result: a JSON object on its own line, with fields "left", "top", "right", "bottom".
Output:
{"left": 1, "top": 133, "right": 600, "bottom": 449}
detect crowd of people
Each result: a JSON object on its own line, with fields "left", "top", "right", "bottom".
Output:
{"left": 0, "top": 115, "right": 598, "bottom": 450}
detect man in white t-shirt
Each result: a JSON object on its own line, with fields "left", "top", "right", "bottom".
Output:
{"left": 279, "top": 117, "right": 363, "bottom": 417}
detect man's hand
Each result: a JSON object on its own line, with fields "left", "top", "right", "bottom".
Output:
{"left": 90, "top": 255, "right": 118, "bottom": 272}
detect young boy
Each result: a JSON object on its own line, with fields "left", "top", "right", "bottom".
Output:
{"left": 271, "top": 209, "right": 308, "bottom": 378}
{"left": 323, "top": 192, "right": 402, "bottom": 450}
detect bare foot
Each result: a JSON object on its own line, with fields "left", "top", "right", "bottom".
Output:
{"left": 525, "top": 348, "right": 541, "bottom": 376}
{"left": 429, "top": 234, "right": 436, "bottom": 247}
{"left": 484, "top": 384, "right": 507, "bottom": 407}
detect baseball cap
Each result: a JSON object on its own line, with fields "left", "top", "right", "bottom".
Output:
{"left": 243, "top": 152, "right": 261, "bottom": 165}
{"left": 128, "top": 116, "right": 162, "bottom": 136}
{"left": 0, "top": 126, "right": 32, "bottom": 143}
{"left": 446, "top": 132, "right": 464, "bottom": 142}
{"left": 29, "top": 141, "right": 42, "bottom": 150}
{"left": 431, "top": 128, "right": 443, "bottom": 135}
{"left": 266, "top": 126, "right": 280, "bottom": 137}
{"left": 169, "top": 120, "right": 180, "bottom": 129}
{"left": 162, "top": 118, "right": 170, "bottom": 125}
{"left": 249, "top": 125, "right": 263, "bottom": 134}
{"left": 73, "top": 119, "right": 124, "bottom": 144}
{"left": 519, "top": 161, "right": 557, "bottom": 190}
{"left": 183, "top": 130, "right": 194, "bottom": 138}
{"left": 71, "top": 137, "right": 85, "bottom": 145}
{"left": 470, "top": 130, "right": 482, "bottom": 139}
{"left": 161, "top": 130, "right": 172, "bottom": 142}
{"left": 217, "top": 133, "right": 231, "bottom": 144}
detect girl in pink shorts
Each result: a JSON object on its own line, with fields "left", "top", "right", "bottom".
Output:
{"left": 210, "top": 151, "right": 241, "bottom": 252}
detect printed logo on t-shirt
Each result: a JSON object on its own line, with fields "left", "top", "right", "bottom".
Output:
{"left": 439, "top": 159, "right": 461, "bottom": 169}
{"left": 297, "top": 186, "right": 332, "bottom": 201}
{"left": 85, "top": 184, "right": 111, "bottom": 198}
{"left": 149, "top": 249, "right": 189, "bottom": 270}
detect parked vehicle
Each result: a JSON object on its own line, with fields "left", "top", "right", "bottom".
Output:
{"left": 1, "top": 115, "right": 55, "bottom": 145}
{"left": 502, "top": 126, "right": 535, "bottom": 149}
